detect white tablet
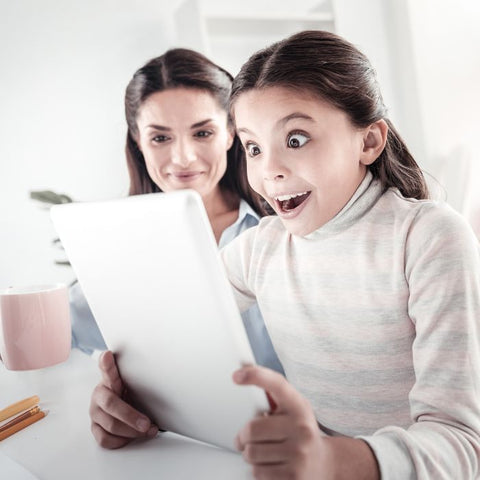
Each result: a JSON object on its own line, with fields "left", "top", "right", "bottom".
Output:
{"left": 51, "top": 190, "right": 268, "bottom": 451}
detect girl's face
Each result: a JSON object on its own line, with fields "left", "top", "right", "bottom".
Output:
{"left": 234, "top": 87, "right": 375, "bottom": 236}
{"left": 136, "top": 88, "right": 234, "bottom": 201}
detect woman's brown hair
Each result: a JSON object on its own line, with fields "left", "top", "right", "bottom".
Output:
{"left": 230, "top": 30, "right": 429, "bottom": 200}
{"left": 124, "top": 48, "right": 266, "bottom": 214}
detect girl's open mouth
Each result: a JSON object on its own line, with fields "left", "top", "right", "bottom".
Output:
{"left": 274, "top": 191, "right": 311, "bottom": 213}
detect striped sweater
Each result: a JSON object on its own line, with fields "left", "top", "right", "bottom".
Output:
{"left": 221, "top": 171, "right": 480, "bottom": 479}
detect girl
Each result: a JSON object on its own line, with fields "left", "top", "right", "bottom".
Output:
{"left": 225, "top": 30, "right": 480, "bottom": 479}
{"left": 89, "top": 32, "right": 480, "bottom": 479}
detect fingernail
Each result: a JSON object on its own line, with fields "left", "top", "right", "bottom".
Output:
{"left": 147, "top": 425, "right": 159, "bottom": 437}
{"left": 233, "top": 369, "right": 246, "bottom": 383}
{"left": 99, "top": 351, "right": 106, "bottom": 365}
{"left": 234, "top": 435, "right": 243, "bottom": 451}
{"left": 136, "top": 418, "right": 150, "bottom": 432}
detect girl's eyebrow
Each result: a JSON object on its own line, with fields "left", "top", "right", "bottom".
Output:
{"left": 237, "top": 126, "right": 254, "bottom": 135}
{"left": 277, "top": 112, "right": 315, "bottom": 127}
{"left": 237, "top": 112, "right": 315, "bottom": 135}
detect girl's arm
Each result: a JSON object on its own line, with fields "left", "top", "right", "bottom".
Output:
{"left": 361, "top": 205, "right": 480, "bottom": 478}
{"left": 233, "top": 365, "right": 380, "bottom": 480}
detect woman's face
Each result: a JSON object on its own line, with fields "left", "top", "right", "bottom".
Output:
{"left": 136, "top": 88, "right": 234, "bottom": 200}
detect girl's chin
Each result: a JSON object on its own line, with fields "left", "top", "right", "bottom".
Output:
{"left": 279, "top": 212, "right": 326, "bottom": 237}
{"left": 280, "top": 220, "right": 318, "bottom": 237}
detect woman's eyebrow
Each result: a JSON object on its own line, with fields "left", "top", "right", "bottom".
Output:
{"left": 190, "top": 118, "right": 214, "bottom": 129}
{"left": 143, "top": 119, "right": 215, "bottom": 131}
{"left": 145, "top": 124, "right": 170, "bottom": 131}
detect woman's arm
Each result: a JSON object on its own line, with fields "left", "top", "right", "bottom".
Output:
{"left": 70, "top": 281, "right": 107, "bottom": 354}
{"left": 89, "top": 351, "right": 158, "bottom": 448}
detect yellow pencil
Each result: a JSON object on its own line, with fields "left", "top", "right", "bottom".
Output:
{"left": 0, "top": 395, "right": 40, "bottom": 422}
{"left": 0, "top": 409, "right": 46, "bottom": 441}
{"left": 0, "top": 406, "right": 40, "bottom": 433}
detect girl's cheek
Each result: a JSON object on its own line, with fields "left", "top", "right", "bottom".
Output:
{"left": 247, "top": 175, "right": 261, "bottom": 194}
{"left": 246, "top": 164, "right": 259, "bottom": 186}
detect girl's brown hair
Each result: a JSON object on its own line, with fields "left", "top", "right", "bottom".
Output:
{"left": 230, "top": 30, "right": 429, "bottom": 200}
{"left": 124, "top": 48, "right": 266, "bottom": 213}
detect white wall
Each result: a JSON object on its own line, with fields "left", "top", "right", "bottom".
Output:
{"left": 1, "top": 0, "right": 479, "bottom": 291}
{"left": 333, "top": 0, "right": 427, "bottom": 167}
{"left": 0, "top": 0, "right": 179, "bottom": 289}
{"left": 174, "top": 0, "right": 336, "bottom": 76}
{"left": 332, "top": 0, "right": 480, "bottom": 235}
{"left": 406, "top": 0, "right": 480, "bottom": 228}
{"left": 407, "top": 0, "right": 480, "bottom": 161}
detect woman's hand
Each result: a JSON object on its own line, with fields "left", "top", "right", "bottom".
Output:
{"left": 89, "top": 350, "right": 158, "bottom": 449}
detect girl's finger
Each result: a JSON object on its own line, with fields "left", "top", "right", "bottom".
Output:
{"left": 236, "top": 414, "right": 290, "bottom": 450}
{"left": 233, "top": 365, "right": 305, "bottom": 415}
{"left": 252, "top": 463, "right": 293, "bottom": 480}
{"left": 242, "top": 440, "right": 291, "bottom": 465}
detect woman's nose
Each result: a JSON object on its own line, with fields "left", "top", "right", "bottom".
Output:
{"left": 171, "top": 139, "right": 196, "bottom": 167}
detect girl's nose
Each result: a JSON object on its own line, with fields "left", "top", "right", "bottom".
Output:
{"left": 262, "top": 151, "right": 288, "bottom": 181}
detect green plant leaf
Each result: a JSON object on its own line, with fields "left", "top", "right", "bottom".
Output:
{"left": 54, "top": 260, "right": 71, "bottom": 266}
{"left": 29, "top": 190, "right": 73, "bottom": 204}
{"left": 29, "top": 190, "right": 74, "bottom": 269}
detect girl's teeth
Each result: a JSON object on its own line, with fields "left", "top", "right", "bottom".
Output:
{"left": 276, "top": 191, "right": 311, "bottom": 212}
{"left": 275, "top": 192, "right": 308, "bottom": 201}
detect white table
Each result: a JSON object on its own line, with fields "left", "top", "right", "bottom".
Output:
{"left": 0, "top": 350, "right": 252, "bottom": 479}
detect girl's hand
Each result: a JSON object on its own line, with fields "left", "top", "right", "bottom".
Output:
{"left": 89, "top": 350, "right": 158, "bottom": 449}
{"left": 233, "top": 365, "right": 329, "bottom": 479}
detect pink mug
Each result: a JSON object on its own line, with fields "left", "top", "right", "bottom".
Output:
{"left": 0, "top": 284, "right": 71, "bottom": 370}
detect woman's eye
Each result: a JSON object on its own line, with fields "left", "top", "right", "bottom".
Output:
{"left": 246, "top": 143, "right": 261, "bottom": 157}
{"left": 287, "top": 132, "right": 309, "bottom": 149}
{"left": 152, "top": 135, "right": 169, "bottom": 143}
{"left": 195, "top": 130, "right": 212, "bottom": 138}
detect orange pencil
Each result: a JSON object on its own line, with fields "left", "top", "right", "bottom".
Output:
{"left": 0, "top": 395, "right": 40, "bottom": 422}
{"left": 0, "top": 409, "right": 46, "bottom": 441}
{"left": 0, "top": 406, "right": 40, "bottom": 433}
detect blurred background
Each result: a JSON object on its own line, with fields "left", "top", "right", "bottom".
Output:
{"left": 1, "top": 0, "right": 479, "bottom": 289}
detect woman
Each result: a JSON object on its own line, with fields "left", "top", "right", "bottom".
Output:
{"left": 76, "top": 49, "right": 283, "bottom": 447}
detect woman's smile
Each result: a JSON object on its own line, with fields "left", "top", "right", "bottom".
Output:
{"left": 168, "top": 170, "right": 204, "bottom": 183}
{"left": 136, "top": 88, "right": 234, "bottom": 201}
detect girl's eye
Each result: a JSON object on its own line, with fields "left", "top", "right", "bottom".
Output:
{"left": 287, "top": 132, "right": 310, "bottom": 149}
{"left": 246, "top": 143, "right": 261, "bottom": 157}
{"left": 194, "top": 130, "right": 212, "bottom": 138}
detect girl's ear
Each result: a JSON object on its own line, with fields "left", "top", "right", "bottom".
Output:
{"left": 360, "top": 119, "right": 388, "bottom": 166}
